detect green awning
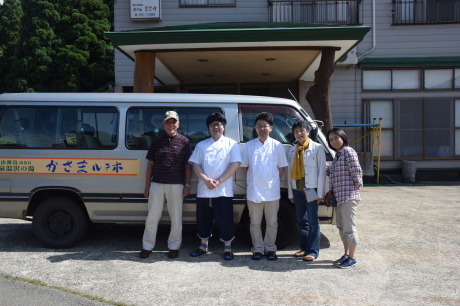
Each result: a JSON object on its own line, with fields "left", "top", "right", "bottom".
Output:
{"left": 359, "top": 57, "right": 460, "bottom": 67}
{"left": 105, "top": 22, "right": 371, "bottom": 47}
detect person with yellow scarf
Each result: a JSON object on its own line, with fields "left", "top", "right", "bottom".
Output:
{"left": 287, "top": 121, "right": 327, "bottom": 261}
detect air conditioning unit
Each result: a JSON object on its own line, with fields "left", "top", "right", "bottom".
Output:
{"left": 336, "top": 47, "right": 358, "bottom": 66}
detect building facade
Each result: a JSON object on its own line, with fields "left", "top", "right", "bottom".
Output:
{"left": 109, "top": 0, "right": 460, "bottom": 180}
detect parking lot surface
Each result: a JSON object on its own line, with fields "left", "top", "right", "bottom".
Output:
{"left": 0, "top": 184, "right": 459, "bottom": 305}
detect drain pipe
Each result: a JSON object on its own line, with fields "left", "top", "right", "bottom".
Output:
{"left": 358, "top": 0, "right": 376, "bottom": 59}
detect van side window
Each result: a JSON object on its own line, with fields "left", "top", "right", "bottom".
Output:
{"left": 239, "top": 105, "right": 306, "bottom": 144}
{"left": 126, "top": 107, "right": 222, "bottom": 149}
{"left": 0, "top": 106, "right": 118, "bottom": 149}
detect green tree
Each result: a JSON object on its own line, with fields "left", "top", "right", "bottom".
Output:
{"left": 7, "top": 0, "right": 113, "bottom": 92}
{"left": 0, "top": 0, "right": 23, "bottom": 93}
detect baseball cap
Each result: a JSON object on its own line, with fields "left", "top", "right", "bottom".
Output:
{"left": 163, "top": 111, "right": 179, "bottom": 122}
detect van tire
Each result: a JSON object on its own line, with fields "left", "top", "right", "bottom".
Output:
{"left": 32, "top": 197, "right": 89, "bottom": 248}
{"left": 243, "top": 199, "right": 297, "bottom": 250}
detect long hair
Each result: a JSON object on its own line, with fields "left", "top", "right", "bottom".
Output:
{"left": 326, "top": 127, "right": 349, "bottom": 151}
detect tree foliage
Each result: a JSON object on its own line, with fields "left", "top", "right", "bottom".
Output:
{"left": 0, "top": 0, "right": 113, "bottom": 92}
{"left": 0, "top": 0, "right": 23, "bottom": 92}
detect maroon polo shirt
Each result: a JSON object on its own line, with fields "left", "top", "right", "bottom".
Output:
{"left": 146, "top": 133, "right": 191, "bottom": 185}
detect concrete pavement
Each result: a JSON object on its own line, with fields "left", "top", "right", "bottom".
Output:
{"left": 0, "top": 184, "right": 459, "bottom": 305}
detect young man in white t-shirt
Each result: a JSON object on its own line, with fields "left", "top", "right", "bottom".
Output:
{"left": 241, "top": 112, "right": 288, "bottom": 261}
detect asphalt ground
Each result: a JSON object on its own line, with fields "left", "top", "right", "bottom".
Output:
{"left": 0, "top": 184, "right": 459, "bottom": 305}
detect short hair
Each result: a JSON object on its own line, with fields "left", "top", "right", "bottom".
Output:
{"left": 206, "top": 112, "right": 227, "bottom": 127}
{"left": 326, "top": 127, "right": 349, "bottom": 150}
{"left": 291, "top": 121, "right": 310, "bottom": 133}
{"left": 255, "top": 112, "right": 274, "bottom": 126}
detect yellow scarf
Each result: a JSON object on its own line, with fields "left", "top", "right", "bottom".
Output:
{"left": 290, "top": 138, "right": 310, "bottom": 180}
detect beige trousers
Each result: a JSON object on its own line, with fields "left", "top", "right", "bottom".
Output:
{"left": 248, "top": 200, "right": 279, "bottom": 253}
{"left": 142, "top": 183, "right": 184, "bottom": 251}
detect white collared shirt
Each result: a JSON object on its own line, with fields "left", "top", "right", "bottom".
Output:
{"left": 241, "top": 137, "right": 288, "bottom": 203}
{"left": 189, "top": 136, "right": 241, "bottom": 198}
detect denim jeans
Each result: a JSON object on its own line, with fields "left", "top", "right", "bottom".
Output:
{"left": 293, "top": 189, "right": 321, "bottom": 257}
{"left": 196, "top": 197, "right": 235, "bottom": 243}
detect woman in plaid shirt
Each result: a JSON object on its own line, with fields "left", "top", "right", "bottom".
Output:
{"left": 326, "top": 128, "right": 363, "bottom": 269}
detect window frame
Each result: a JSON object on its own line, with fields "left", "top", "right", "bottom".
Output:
{"left": 392, "top": 0, "right": 460, "bottom": 25}
{"left": 365, "top": 98, "right": 458, "bottom": 160}
{"left": 363, "top": 67, "right": 460, "bottom": 92}
{"left": 362, "top": 68, "right": 422, "bottom": 92}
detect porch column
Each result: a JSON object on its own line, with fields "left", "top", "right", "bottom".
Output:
{"left": 133, "top": 51, "right": 156, "bottom": 93}
{"left": 305, "top": 47, "right": 338, "bottom": 132}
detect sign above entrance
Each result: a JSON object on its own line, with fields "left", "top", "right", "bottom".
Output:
{"left": 130, "top": 0, "right": 161, "bottom": 20}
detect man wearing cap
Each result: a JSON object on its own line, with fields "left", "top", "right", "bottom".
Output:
{"left": 140, "top": 111, "right": 192, "bottom": 259}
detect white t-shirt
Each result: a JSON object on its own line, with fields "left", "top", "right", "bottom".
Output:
{"left": 241, "top": 137, "right": 288, "bottom": 203}
{"left": 189, "top": 136, "right": 241, "bottom": 198}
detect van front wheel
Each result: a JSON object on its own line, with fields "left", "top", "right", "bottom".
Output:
{"left": 32, "top": 197, "right": 88, "bottom": 248}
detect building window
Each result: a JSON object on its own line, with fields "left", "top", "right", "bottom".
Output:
{"left": 363, "top": 69, "right": 421, "bottom": 91}
{"left": 180, "top": 0, "right": 235, "bottom": 7}
{"left": 456, "top": 99, "right": 460, "bottom": 155}
{"left": 367, "top": 99, "right": 457, "bottom": 159}
{"left": 424, "top": 69, "right": 454, "bottom": 90}
{"left": 269, "top": 0, "right": 362, "bottom": 25}
{"left": 363, "top": 68, "right": 460, "bottom": 91}
{"left": 369, "top": 101, "right": 394, "bottom": 157}
{"left": 368, "top": 99, "right": 460, "bottom": 160}
{"left": 393, "top": 0, "right": 460, "bottom": 25}
{"left": 456, "top": 69, "right": 460, "bottom": 89}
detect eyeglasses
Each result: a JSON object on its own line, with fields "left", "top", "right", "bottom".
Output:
{"left": 210, "top": 123, "right": 223, "bottom": 128}
{"left": 255, "top": 125, "right": 271, "bottom": 129}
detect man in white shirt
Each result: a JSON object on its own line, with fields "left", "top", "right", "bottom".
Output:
{"left": 188, "top": 112, "right": 241, "bottom": 261}
{"left": 241, "top": 112, "right": 288, "bottom": 261}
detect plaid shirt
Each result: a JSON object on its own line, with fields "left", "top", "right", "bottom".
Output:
{"left": 328, "top": 146, "right": 363, "bottom": 206}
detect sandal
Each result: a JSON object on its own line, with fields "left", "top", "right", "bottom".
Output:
{"left": 252, "top": 252, "right": 263, "bottom": 260}
{"left": 294, "top": 251, "right": 306, "bottom": 257}
{"left": 190, "top": 243, "right": 208, "bottom": 257}
{"left": 223, "top": 246, "right": 234, "bottom": 261}
{"left": 266, "top": 251, "right": 278, "bottom": 261}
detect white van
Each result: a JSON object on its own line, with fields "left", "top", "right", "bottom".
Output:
{"left": 0, "top": 93, "right": 335, "bottom": 248}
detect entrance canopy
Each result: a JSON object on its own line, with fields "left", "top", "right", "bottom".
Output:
{"left": 106, "top": 22, "right": 371, "bottom": 85}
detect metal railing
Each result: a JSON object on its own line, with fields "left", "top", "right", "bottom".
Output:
{"left": 269, "top": 0, "right": 362, "bottom": 25}
{"left": 393, "top": 0, "right": 460, "bottom": 25}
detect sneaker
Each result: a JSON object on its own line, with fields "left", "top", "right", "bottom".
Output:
{"left": 333, "top": 254, "right": 349, "bottom": 266}
{"left": 338, "top": 258, "right": 357, "bottom": 269}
